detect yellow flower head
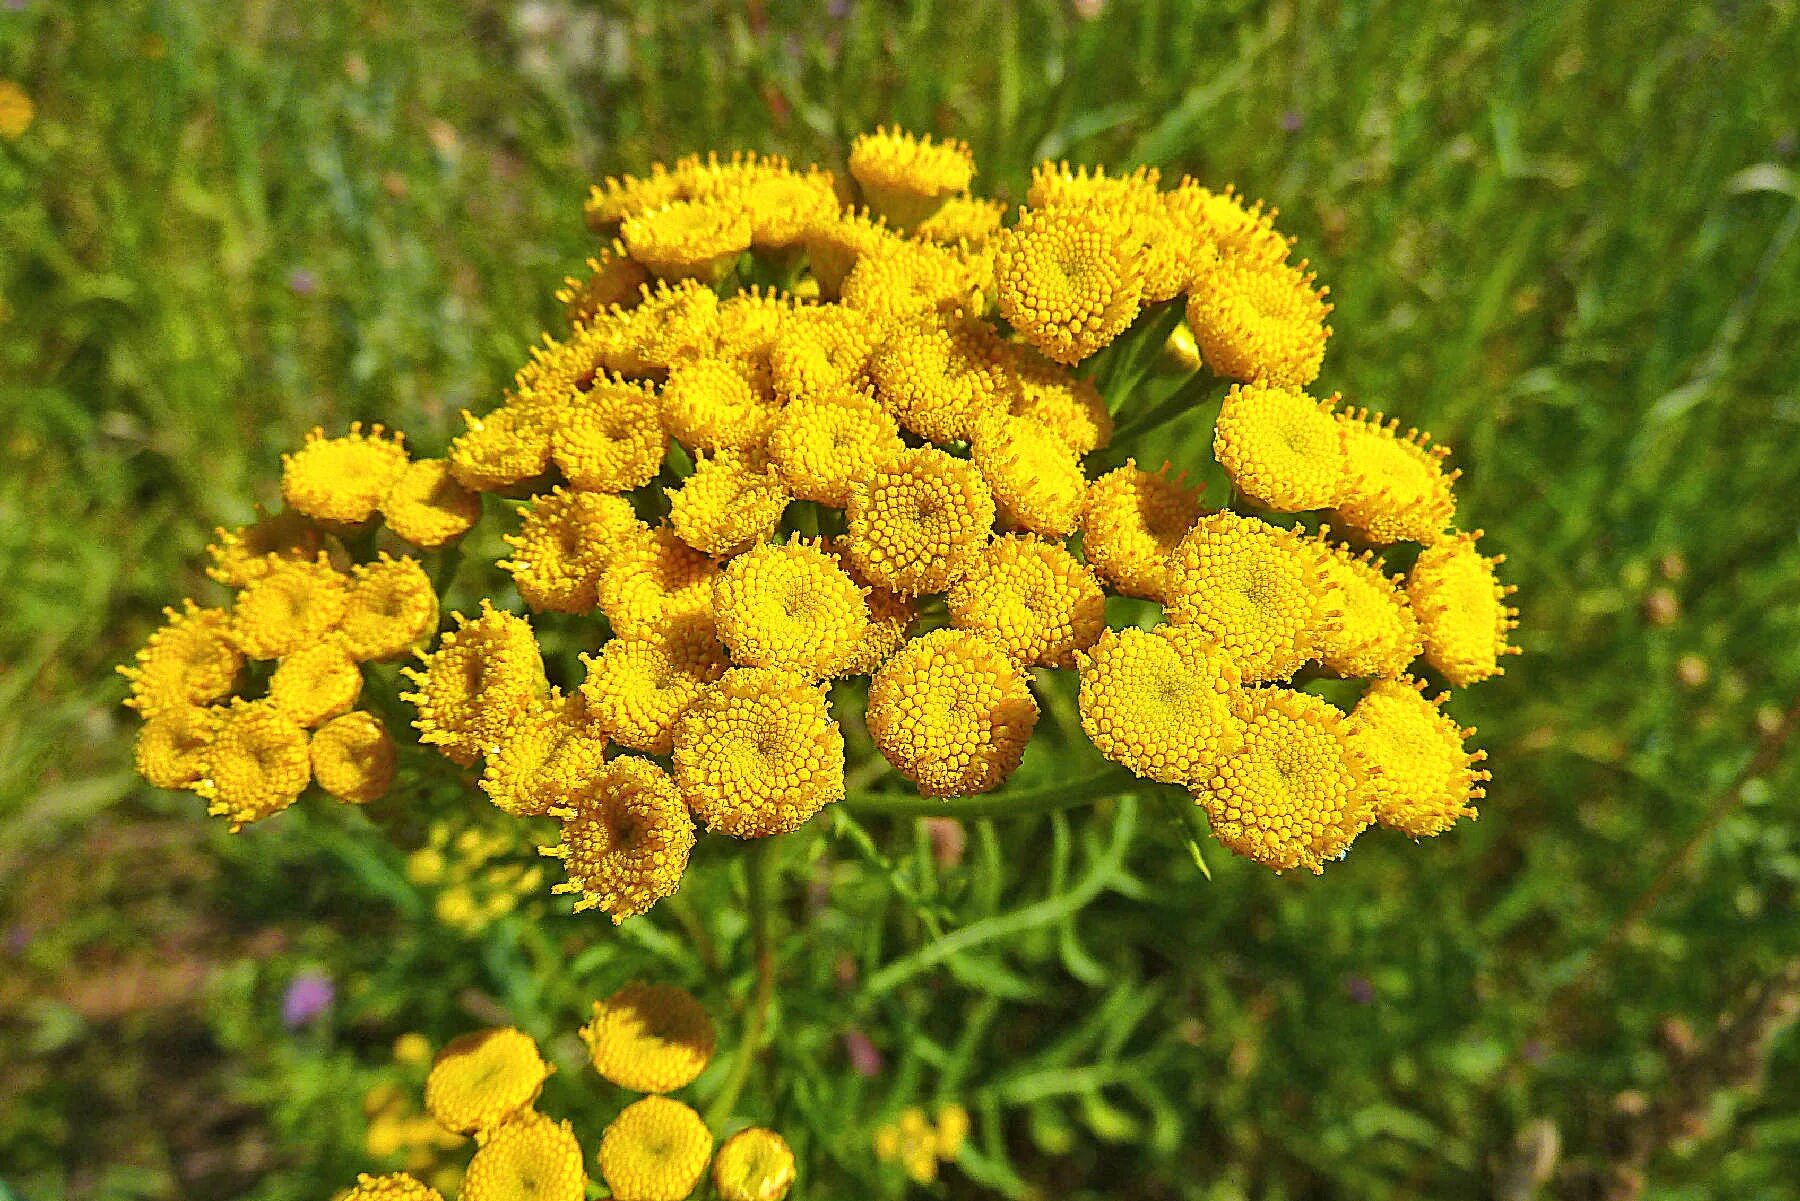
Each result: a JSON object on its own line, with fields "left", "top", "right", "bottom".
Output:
{"left": 1330, "top": 408, "right": 1460, "bottom": 545}
{"left": 818, "top": 542, "right": 919, "bottom": 675}
{"left": 970, "top": 413, "right": 1086, "bottom": 538}
{"left": 712, "top": 540, "right": 871, "bottom": 678}
{"left": 1186, "top": 253, "right": 1331, "bottom": 388}
{"left": 134, "top": 704, "right": 220, "bottom": 791}
{"left": 866, "top": 629, "right": 1040, "bottom": 798}
{"left": 402, "top": 603, "right": 546, "bottom": 766}
{"left": 875, "top": 1107, "right": 942, "bottom": 1185}
{"left": 119, "top": 600, "right": 243, "bottom": 718}
{"left": 844, "top": 446, "right": 995, "bottom": 596}
{"left": 1024, "top": 162, "right": 1195, "bottom": 303}
{"left": 672, "top": 667, "right": 845, "bottom": 837}
{"left": 194, "top": 699, "right": 311, "bottom": 829}
{"left": 559, "top": 241, "right": 653, "bottom": 326}
{"left": 449, "top": 405, "right": 555, "bottom": 493}
{"left": 580, "top": 982, "right": 715, "bottom": 1093}
{"left": 343, "top": 1172, "right": 445, "bottom": 1201}
{"left": 551, "top": 382, "right": 667, "bottom": 493}
{"left": 282, "top": 423, "right": 409, "bottom": 525}
{"left": 546, "top": 755, "right": 695, "bottom": 921}
{"left": 0, "top": 80, "right": 36, "bottom": 141}
{"left": 501, "top": 488, "right": 646, "bottom": 615}
{"left": 727, "top": 166, "right": 841, "bottom": 250}
{"left": 382, "top": 458, "right": 482, "bottom": 548}
{"left": 994, "top": 205, "right": 1144, "bottom": 365}
{"left": 610, "top": 280, "right": 724, "bottom": 377}
{"left": 1310, "top": 534, "right": 1423, "bottom": 679}
{"left": 586, "top": 163, "right": 685, "bottom": 230}
{"left": 1011, "top": 353, "right": 1113, "bottom": 454}
{"left": 1194, "top": 688, "right": 1374, "bottom": 874}
{"left": 947, "top": 535, "right": 1106, "bottom": 668}
{"left": 339, "top": 554, "right": 439, "bottom": 662}
{"left": 848, "top": 127, "right": 975, "bottom": 228}
{"left": 801, "top": 207, "right": 895, "bottom": 298}
{"left": 481, "top": 696, "right": 611, "bottom": 816}
{"left": 914, "top": 195, "right": 1008, "bottom": 247}
{"left": 309, "top": 710, "right": 397, "bottom": 804}
{"left": 769, "top": 306, "right": 878, "bottom": 403}
{"left": 713, "top": 287, "right": 797, "bottom": 365}
{"left": 461, "top": 1110, "right": 586, "bottom": 1201}
{"left": 621, "top": 198, "right": 753, "bottom": 283}
{"left": 935, "top": 1102, "right": 970, "bottom": 1158}
{"left": 667, "top": 451, "right": 791, "bottom": 558}
{"left": 767, "top": 393, "right": 903, "bottom": 508}
{"left": 1212, "top": 383, "right": 1348, "bottom": 511}
{"left": 598, "top": 1096, "right": 714, "bottom": 1201}
{"left": 840, "top": 241, "right": 980, "bottom": 324}
{"left": 597, "top": 526, "right": 719, "bottom": 639}
{"left": 1026, "top": 160, "right": 1162, "bottom": 211}
{"left": 268, "top": 640, "right": 364, "bottom": 728}
{"left": 868, "top": 311, "right": 1021, "bottom": 444}
{"left": 1164, "top": 512, "right": 1338, "bottom": 683}
{"left": 661, "top": 357, "right": 781, "bottom": 455}
{"left": 423, "top": 1027, "right": 553, "bottom": 1137}
{"left": 713, "top": 1127, "right": 797, "bottom": 1201}
{"left": 1078, "top": 461, "right": 1203, "bottom": 602}
{"left": 205, "top": 510, "right": 324, "bottom": 587}
{"left": 1406, "top": 531, "right": 1519, "bottom": 686}
{"left": 1346, "top": 677, "right": 1488, "bottom": 837}
{"left": 1076, "top": 626, "right": 1243, "bottom": 784}
{"left": 231, "top": 555, "right": 348, "bottom": 661}
{"left": 578, "top": 620, "right": 729, "bottom": 755}
{"left": 1163, "top": 179, "right": 1290, "bottom": 266}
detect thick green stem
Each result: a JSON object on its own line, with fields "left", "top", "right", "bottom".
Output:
{"left": 840, "top": 765, "right": 1138, "bottom": 819}
{"left": 705, "top": 838, "right": 778, "bottom": 1129}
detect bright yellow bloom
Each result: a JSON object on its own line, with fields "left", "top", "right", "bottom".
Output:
{"left": 578, "top": 620, "right": 728, "bottom": 755}
{"left": 205, "top": 510, "right": 324, "bottom": 587}
{"left": 1310, "top": 534, "right": 1422, "bottom": 679}
{"left": 1078, "top": 461, "right": 1204, "bottom": 602}
{"left": 134, "top": 705, "right": 219, "bottom": 791}
{"left": 621, "top": 198, "right": 753, "bottom": 283}
{"left": 598, "top": 1097, "right": 713, "bottom": 1201}
{"left": 580, "top": 982, "right": 715, "bottom": 1093}
{"left": 1212, "top": 383, "right": 1347, "bottom": 511}
{"left": 801, "top": 207, "right": 894, "bottom": 298}
{"left": 672, "top": 667, "right": 845, "bottom": 837}
{"left": 282, "top": 423, "right": 409, "bottom": 524}
{"left": 766, "top": 393, "right": 903, "bottom": 507}
{"left": 423, "top": 1027, "right": 553, "bottom": 1137}
{"left": 194, "top": 699, "right": 311, "bottom": 829}
{"left": 1346, "top": 677, "right": 1488, "bottom": 837}
{"left": 994, "top": 205, "right": 1143, "bottom": 365}
{"left": 1026, "top": 160, "right": 1161, "bottom": 211}
{"left": 545, "top": 755, "right": 695, "bottom": 921}
{"left": 667, "top": 451, "right": 791, "bottom": 557}
{"left": 661, "top": 357, "right": 781, "bottom": 454}
{"left": 586, "top": 163, "right": 685, "bottom": 230}
{"left": 970, "top": 414, "right": 1086, "bottom": 538}
{"left": 1331, "top": 408, "right": 1460, "bottom": 545}
{"left": 448, "top": 405, "right": 554, "bottom": 492}
{"left": 343, "top": 1172, "right": 444, "bottom": 1201}
{"left": 381, "top": 459, "right": 482, "bottom": 548}
{"left": 460, "top": 1110, "right": 586, "bottom": 1201}
{"left": 1407, "top": 531, "right": 1519, "bottom": 686}
{"left": 839, "top": 237, "right": 979, "bottom": 322}
{"left": 874, "top": 1106, "right": 943, "bottom": 1185}
{"left": 848, "top": 127, "right": 975, "bottom": 228}
{"left": 713, "top": 1127, "right": 796, "bottom": 1201}
{"left": 844, "top": 447, "right": 995, "bottom": 596}
{"left": 768, "top": 306, "right": 877, "bottom": 403}
{"left": 597, "top": 526, "right": 718, "bottom": 640}
{"left": 1024, "top": 163, "right": 1195, "bottom": 303}
{"left": 947, "top": 535, "right": 1105, "bottom": 668}
{"left": 119, "top": 601, "right": 243, "bottom": 718}
{"left": 726, "top": 166, "right": 841, "bottom": 250}
{"left": 268, "top": 640, "right": 363, "bottom": 728}
{"left": 339, "top": 554, "right": 439, "bottom": 662}
{"left": 1011, "top": 353, "right": 1112, "bottom": 454}
{"left": 559, "top": 241, "right": 652, "bottom": 326}
{"left": 610, "top": 280, "right": 724, "bottom": 377}
{"left": 480, "top": 697, "right": 610, "bottom": 817}
{"left": 712, "top": 541, "right": 870, "bottom": 677}
{"left": 866, "top": 629, "right": 1039, "bottom": 797}
{"left": 402, "top": 603, "right": 546, "bottom": 766}
{"left": 914, "top": 195, "right": 1007, "bottom": 247}
{"left": 501, "top": 488, "right": 645, "bottom": 614}
{"left": 934, "top": 1103, "right": 970, "bottom": 1158}
{"left": 821, "top": 541, "right": 918, "bottom": 675}
{"left": 1163, "top": 512, "right": 1337, "bottom": 683}
{"left": 1163, "top": 179, "right": 1290, "bottom": 266}
{"left": 1186, "top": 253, "right": 1331, "bottom": 388}
{"left": 230, "top": 555, "right": 348, "bottom": 661}
{"left": 867, "top": 311, "right": 1020, "bottom": 444}
{"left": 713, "top": 287, "right": 796, "bottom": 364}
{"left": 309, "top": 711, "right": 397, "bottom": 804}
{"left": 1194, "top": 688, "right": 1374, "bottom": 874}
{"left": 1077, "top": 626, "right": 1242, "bottom": 784}
{"left": 0, "top": 81, "right": 35, "bottom": 140}
{"left": 551, "top": 382, "right": 667, "bottom": 492}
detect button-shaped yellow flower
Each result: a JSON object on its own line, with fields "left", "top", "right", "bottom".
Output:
{"left": 545, "top": 755, "right": 696, "bottom": 922}
{"left": 667, "top": 451, "right": 791, "bottom": 558}
{"left": 586, "top": 163, "right": 684, "bottom": 231}
{"left": 580, "top": 982, "right": 715, "bottom": 1093}
{"left": 1162, "top": 178, "right": 1290, "bottom": 266}
{"left": 1076, "top": 625, "right": 1242, "bottom": 785}
{"left": 767, "top": 392, "right": 904, "bottom": 508}
{"left": 134, "top": 704, "right": 219, "bottom": 791}
{"left": 119, "top": 600, "right": 243, "bottom": 718}
{"left": 559, "top": 241, "right": 652, "bottom": 326}
{"left": 621, "top": 198, "right": 753, "bottom": 284}
{"left": 343, "top": 1172, "right": 444, "bottom": 1201}
{"left": 551, "top": 382, "right": 667, "bottom": 493}
{"left": 947, "top": 535, "right": 1105, "bottom": 668}
{"left": 501, "top": 488, "right": 646, "bottom": 614}
{"left": 195, "top": 699, "right": 311, "bottom": 829}
{"left": 268, "top": 640, "right": 363, "bottom": 728}
{"left": 598, "top": 1096, "right": 714, "bottom": 1201}
{"left": 1310, "top": 534, "right": 1423, "bottom": 679}
{"left": 713, "top": 1127, "right": 796, "bottom": 1201}
{"left": 1330, "top": 407, "right": 1460, "bottom": 545}
{"left": 1011, "top": 353, "right": 1113, "bottom": 454}
{"left": 1346, "top": 677, "right": 1488, "bottom": 837}
{"left": 672, "top": 667, "right": 845, "bottom": 837}
{"left": 866, "top": 629, "right": 1040, "bottom": 798}
{"left": 769, "top": 306, "right": 878, "bottom": 404}
{"left": 231, "top": 555, "right": 348, "bottom": 661}
{"left": 844, "top": 447, "right": 995, "bottom": 596}
{"left": 381, "top": 458, "right": 481, "bottom": 548}
{"left": 994, "top": 205, "right": 1144, "bottom": 365}
{"left": 338, "top": 554, "right": 438, "bottom": 662}
{"left": 1185, "top": 253, "right": 1331, "bottom": 388}
{"left": 205, "top": 510, "right": 324, "bottom": 587}
{"left": 579, "top": 622, "right": 728, "bottom": 756}
{"left": 448, "top": 404, "right": 554, "bottom": 493}
{"left": 801, "top": 207, "right": 894, "bottom": 298}
{"left": 712, "top": 541, "right": 870, "bottom": 678}
{"left": 1164, "top": 511, "right": 1337, "bottom": 683}
{"left": 1212, "top": 382, "right": 1348, "bottom": 512}
{"left": 461, "top": 1110, "right": 586, "bottom": 1201}
{"left": 848, "top": 126, "right": 975, "bottom": 228}
{"left": 309, "top": 711, "right": 397, "bottom": 804}
{"left": 970, "top": 413, "right": 1087, "bottom": 538}
{"left": 402, "top": 602, "right": 546, "bottom": 766}
{"left": 282, "top": 423, "right": 409, "bottom": 525}
{"left": 914, "top": 194, "right": 1007, "bottom": 246}
{"left": 480, "top": 696, "right": 611, "bottom": 817}
{"left": 423, "top": 1027, "right": 553, "bottom": 1137}
{"left": 1406, "top": 531, "right": 1519, "bottom": 686}
{"left": 1078, "top": 461, "right": 1204, "bottom": 602}
{"left": 661, "top": 357, "right": 782, "bottom": 455}
{"left": 868, "top": 311, "right": 1021, "bottom": 444}
{"left": 597, "top": 527, "right": 719, "bottom": 640}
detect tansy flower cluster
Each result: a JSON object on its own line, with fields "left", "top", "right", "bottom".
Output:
{"left": 125, "top": 129, "right": 1517, "bottom": 906}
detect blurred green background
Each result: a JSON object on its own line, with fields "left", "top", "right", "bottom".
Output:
{"left": 4, "top": 1, "right": 1800, "bottom": 1199}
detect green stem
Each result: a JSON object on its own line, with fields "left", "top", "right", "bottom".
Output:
{"left": 840, "top": 765, "right": 1138, "bottom": 819}
{"left": 1112, "top": 371, "right": 1216, "bottom": 446}
{"left": 705, "top": 838, "right": 778, "bottom": 1129}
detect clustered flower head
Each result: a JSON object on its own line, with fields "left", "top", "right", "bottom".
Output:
{"left": 125, "top": 130, "right": 1518, "bottom": 912}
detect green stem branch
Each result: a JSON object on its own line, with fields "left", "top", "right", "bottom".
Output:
{"left": 840, "top": 765, "right": 1138, "bottom": 819}
{"left": 705, "top": 838, "right": 777, "bottom": 1130}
